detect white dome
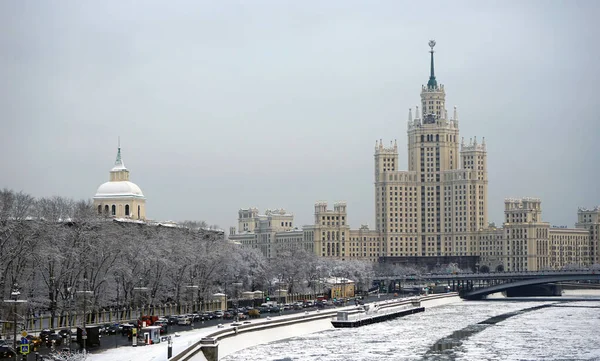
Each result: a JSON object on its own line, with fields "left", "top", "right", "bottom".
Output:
{"left": 94, "top": 181, "right": 145, "bottom": 199}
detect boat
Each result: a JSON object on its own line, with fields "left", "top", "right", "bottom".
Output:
{"left": 331, "top": 297, "right": 424, "bottom": 328}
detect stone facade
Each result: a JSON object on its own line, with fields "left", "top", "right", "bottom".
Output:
{"left": 229, "top": 208, "right": 312, "bottom": 259}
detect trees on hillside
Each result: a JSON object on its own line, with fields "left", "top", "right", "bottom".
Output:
{"left": 0, "top": 188, "right": 385, "bottom": 326}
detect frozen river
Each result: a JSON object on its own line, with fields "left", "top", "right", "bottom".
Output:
{"left": 223, "top": 291, "right": 600, "bottom": 361}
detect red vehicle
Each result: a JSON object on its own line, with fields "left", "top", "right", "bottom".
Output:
{"left": 138, "top": 315, "right": 159, "bottom": 328}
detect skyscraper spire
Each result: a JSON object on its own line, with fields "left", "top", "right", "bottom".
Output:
{"left": 427, "top": 40, "right": 437, "bottom": 89}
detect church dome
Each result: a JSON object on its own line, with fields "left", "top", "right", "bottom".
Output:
{"left": 94, "top": 181, "right": 145, "bottom": 198}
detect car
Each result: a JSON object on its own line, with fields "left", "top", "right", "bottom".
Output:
{"left": 39, "top": 329, "right": 55, "bottom": 342}
{"left": 0, "top": 343, "right": 16, "bottom": 358}
{"left": 105, "top": 324, "right": 118, "bottom": 335}
{"left": 25, "top": 335, "right": 43, "bottom": 349}
{"left": 154, "top": 321, "right": 168, "bottom": 334}
{"left": 58, "top": 329, "right": 72, "bottom": 339}
{"left": 177, "top": 316, "right": 191, "bottom": 325}
{"left": 200, "top": 312, "right": 212, "bottom": 320}
{"left": 120, "top": 323, "right": 135, "bottom": 336}
{"left": 214, "top": 310, "right": 224, "bottom": 318}
{"left": 248, "top": 309, "right": 260, "bottom": 318}
{"left": 46, "top": 333, "right": 63, "bottom": 347}
{"left": 237, "top": 313, "right": 248, "bottom": 320}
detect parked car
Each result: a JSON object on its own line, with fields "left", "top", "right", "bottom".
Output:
{"left": 200, "top": 312, "right": 212, "bottom": 320}
{"left": 0, "top": 342, "right": 16, "bottom": 358}
{"left": 58, "top": 329, "right": 72, "bottom": 339}
{"left": 248, "top": 309, "right": 260, "bottom": 318}
{"left": 39, "top": 329, "right": 55, "bottom": 342}
{"left": 46, "top": 333, "right": 63, "bottom": 347}
{"left": 214, "top": 310, "right": 224, "bottom": 318}
{"left": 103, "top": 324, "right": 118, "bottom": 335}
{"left": 154, "top": 321, "right": 168, "bottom": 334}
{"left": 177, "top": 316, "right": 191, "bottom": 326}
{"left": 25, "top": 335, "right": 43, "bottom": 350}
{"left": 237, "top": 313, "right": 248, "bottom": 320}
{"left": 120, "top": 323, "right": 135, "bottom": 336}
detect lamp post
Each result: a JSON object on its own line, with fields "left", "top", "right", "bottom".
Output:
{"left": 185, "top": 284, "right": 198, "bottom": 326}
{"left": 231, "top": 282, "right": 242, "bottom": 322}
{"left": 133, "top": 279, "right": 149, "bottom": 323}
{"left": 65, "top": 287, "right": 74, "bottom": 352}
{"left": 77, "top": 278, "right": 93, "bottom": 355}
{"left": 133, "top": 279, "right": 149, "bottom": 347}
{"left": 4, "top": 283, "right": 27, "bottom": 354}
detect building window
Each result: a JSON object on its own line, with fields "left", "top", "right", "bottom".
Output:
{"left": 104, "top": 205, "right": 109, "bottom": 214}
{"left": 111, "top": 205, "right": 116, "bottom": 216}
{"left": 125, "top": 205, "right": 130, "bottom": 216}
{"left": 97, "top": 205, "right": 101, "bottom": 214}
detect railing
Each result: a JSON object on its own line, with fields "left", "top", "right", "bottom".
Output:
{"left": 1, "top": 301, "right": 225, "bottom": 336}
{"left": 379, "top": 269, "right": 599, "bottom": 281}
{"left": 171, "top": 309, "right": 341, "bottom": 361}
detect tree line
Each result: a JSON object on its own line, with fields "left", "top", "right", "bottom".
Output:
{"left": 0, "top": 188, "right": 385, "bottom": 328}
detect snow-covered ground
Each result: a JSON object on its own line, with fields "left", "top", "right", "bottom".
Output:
{"left": 86, "top": 311, "right": 335, "bottom": 361}
{"left": 87, "top": 326, "right": 215, "bottom": 361}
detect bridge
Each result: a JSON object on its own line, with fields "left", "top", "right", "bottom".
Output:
{"left": 377, "top": 270, "right": 600, "bottom": 300}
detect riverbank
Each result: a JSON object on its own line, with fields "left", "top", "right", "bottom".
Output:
{"left": 218, "top": 294, "right": 461, "bottom": 360}
{"left": 221, "top": 291, "right": 600, "bottom": 361}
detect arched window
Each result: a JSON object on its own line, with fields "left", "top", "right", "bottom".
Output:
{"left": 104, "top": 205, "right": 109, "bottom": 214}
{"left": 125, "top": 205, "right": 130, "bottom": 216}
{"left": 97, "top": 205, "right": 101, "bottom": 214}
{"left": 111, "top": 205, "right": 116, "bottom": 216}
{"left": 138, "top": 205, "right": 141, "bottom": 219}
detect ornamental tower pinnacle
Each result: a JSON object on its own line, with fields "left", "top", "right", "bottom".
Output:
{"left": 420, "top": 40, "right": 446, "bottom": 122}
{"left": 110, "top": 138, "right": 130, "bottom": 182}
{"left": 427, "top": 40, "right": 437, "bottom": 89}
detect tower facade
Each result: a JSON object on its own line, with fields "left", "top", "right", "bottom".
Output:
{"left": 375, "top": 40, "right": 488, "bottom": 258}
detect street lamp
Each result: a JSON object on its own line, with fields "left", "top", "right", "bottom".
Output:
{"left": 132, "top": 279, "right": 149, "bottom": 347}
{"left": 77, "top": 278, "right": 93, "bottom": 355}
{"left": 231, "top": 282, "right": 242, "bottom": 322}
{"left": 4, "top": 283, "right": 27, "bottom": 353}
{"left": 133, "top": 279, "right": 149, "bottom": 323}
{"left": 185, "top": 284, "right": 198, "bottom": 325}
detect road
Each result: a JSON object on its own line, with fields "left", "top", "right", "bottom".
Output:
{"left": 23, "top": 294, "right": 402, "bottom": 360}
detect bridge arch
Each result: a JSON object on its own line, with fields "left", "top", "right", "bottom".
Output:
{"left": 464, "top": 274, "right": 600, "bottom": 300}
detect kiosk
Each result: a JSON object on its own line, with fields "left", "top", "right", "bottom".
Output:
{"left": 141, "top": 326, "right": 162, "bottom": 345}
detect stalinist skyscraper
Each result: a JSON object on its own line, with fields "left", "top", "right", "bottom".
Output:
{"left": 375, "top": 40, "right": 488, "bottom": 258}
{"left": 232, "top": 40, "right": 594, "bottom": 271}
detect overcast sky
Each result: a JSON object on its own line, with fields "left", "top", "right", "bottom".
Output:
{"left": 1, "top": 0, "right": 599, "bottom": 231}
